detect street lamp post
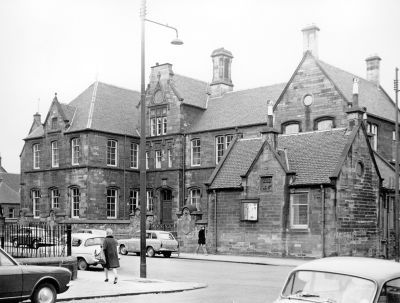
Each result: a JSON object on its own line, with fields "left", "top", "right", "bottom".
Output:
{"left": 139, "top": 0, "right": 183, "bottom": 278}
{"left": 395, "top": 67, "right": 399, "bottom": 262}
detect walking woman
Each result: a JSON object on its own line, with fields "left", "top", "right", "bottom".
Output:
{"left": 103, "top": 228, "right": 120, "bottom": 284}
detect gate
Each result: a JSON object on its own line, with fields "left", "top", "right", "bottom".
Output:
{"left": 0, "top": 222, "right": 71, "bottom": 258}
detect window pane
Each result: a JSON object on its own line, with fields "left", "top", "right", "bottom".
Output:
{"left": 284, "top": 124, "right": 299, "bottom": 134}
{"left": 72, "top": 138, "right": 80, "bottom": 165}
{"left": 216, "top": 136, "right": 225, "bottom": 163}
{"left": 107, "top": 140, "right": 117, "bottom": 166}
{"left": 51, "top": 141, "right": 59, "bottom": 167}
{"left": 71, "top": 188, "right": 80, "bottom": 218}
{"left": 130, "top": 143, "right": 138, "bottom": 168}
{"left": 107, "top": 189, "right": 117, "bottom": 218}
{"left": 190, "top": 189, "right": 201, "bottom": 210}
{"left": 191, "top": 139, "right": 201, "bottom": 166}
{"left": 291, "top": 193, "right": 308, "bottom": 228}
{"left": 317, "top": 119, "right": 333, "bottom": 130}
{"left": 33, "top": 144, "right": 40, "bottom": 169}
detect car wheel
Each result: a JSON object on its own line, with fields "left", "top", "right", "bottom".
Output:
{"left": 31, "top": 282, "right": 56, "bottom": 303}
{"left": 146, "top": 247, "right": 155, "bottom": 257}
{"left": 163, "top": 252, "right": 171, "bottom": 258}
{"left": 12, "top": 239, "right": 19, "bottom": 247}
{"left": 31, "top": 240, "right": 39, "bottom": 249}
{"left": 77, "top": 258, "right": 88, "bottom": 271}
{"left": 119, "top": 245, "right": 128, "bottom": 255}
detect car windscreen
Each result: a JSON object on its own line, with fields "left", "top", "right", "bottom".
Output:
{"left": 158, "top": 233, "right": 174, "bottom": 240}
{"left": 282, "top": 270, "right": 376, "bottom": 303}
{"left": 85, "top": 237, "right": 104, "bottom": 246}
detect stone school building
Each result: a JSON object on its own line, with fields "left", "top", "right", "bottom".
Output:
{"left": 20, "top": 25, "right": 399, "bottom": 258}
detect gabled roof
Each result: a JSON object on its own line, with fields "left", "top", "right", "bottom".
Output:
{"left": 0, "top": 173, "right": 20, "bottom": 192}
{"left": 172, "top": 74, "right": 209, "bottom": 109}
{"left": 189, "top": 83, "right": 285, "bottom": 133}
{"left": 208, "top": 137, "right": 265, "bottom": 189}
{"left": 278, "top": 128, "right": 351, "bottom": 185}
{"left": 317, "top": 60, "right": 398, "bottom": 122}
{"left": 25, "top": 124, "right": 44, "bottom": 140}
{"left": 66, "top": 82, "right": 141, "bottom": 136}
{"left": 0, "top": 172, "right": 20, "bottom": 205}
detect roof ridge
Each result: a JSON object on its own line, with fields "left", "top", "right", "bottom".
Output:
{"left": 174, "top": 73, "right": 208, "bottom": 85}
{"left": 86, "top": 81, "right": 99, "bottom": 129}
{"left": 279, "top": 128, "right": 346, "bottom": 137}
{"left": 210, "top": 82, "right": 286, "bottom": 98}
{"left": 96, "top": 81, "right": 140, "bottom": 93}
{"left": 317, "top": 59, "right": 370, "bottom": 84}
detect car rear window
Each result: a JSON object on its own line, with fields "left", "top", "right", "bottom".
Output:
{"left": 158, "top": 233, "right": 174, "bottom": 240}
{"left": 85, "top": 237, "right": 104, "bottom": 246}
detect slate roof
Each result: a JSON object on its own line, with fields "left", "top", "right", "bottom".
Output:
{"left": 189, "top": 83, "right": 286, "bottom": 133}
{"left": 278, "top": 128, "right": 350, "bottom": 185}
{"left": 67, "top": 82, "right": 141, "bottom": 136}
{"left": 173, "top": 74, "right": 209, "bottom": 109}
{"left": 0, "top": 172, "right": 20, "bottom": 205}
{"left": 317, "top": 59, "right": 397, "bottom": 122}
{"left": 208, "top": 128, "right": 352, "bottom": 189}
{"left": 208, "top": 138, "right": 265, "bottom": 189}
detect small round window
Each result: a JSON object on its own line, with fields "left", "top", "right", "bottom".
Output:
{"left": 303, "top": 95, "right": 313, "bottom": 106}
{"left": 356, "top": 161, "right": 364, "bottom": 177}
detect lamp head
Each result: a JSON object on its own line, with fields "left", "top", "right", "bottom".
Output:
{"left": 171, "top": 38, "right": 183, "bottom": 45}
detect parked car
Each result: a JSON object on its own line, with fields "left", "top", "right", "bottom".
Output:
{"left": 0, "top": 246, "right": 71, "bottom": 303}
{"left": 10, "top": 227, "right": 58, "bottom": 249}
{"left": 274, "top": 256, "right": 400, "bottom": 303}
{"left": 118, "top": 230, "right": 179, "bottom": 258}
{"left": 70, "top": 233, "right": 105, "bottom": 270}
{"left": 75, "top": 229, "right": 107, "bottom": 237}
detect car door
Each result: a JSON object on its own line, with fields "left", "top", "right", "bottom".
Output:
{"left": 0, "top": 249, "right": 23, "bottom": 299}
{"left": 159, "top": 232, "right": 178, "bottom": 250}
{"left": 128, "top": 232, "right": 140, "bottom": 252}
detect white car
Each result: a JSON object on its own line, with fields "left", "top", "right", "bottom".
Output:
{"left": 75, "top": 229, "right": 107, "bottom": 237}
{"left": 118, "top": 230, "right": 179, "bottom": 258}
{"left": 274, "top": 256, "right": 400, "bottom": 303}
{"left": 71, "top": 233, "right": 105, "bottom": 270}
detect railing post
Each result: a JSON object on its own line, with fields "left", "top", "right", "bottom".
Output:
{"left": 66, "top": 224, "right": 72, "bottom": 256}
{"left": 0, "top": 216, "right": 5, "bottom": 249}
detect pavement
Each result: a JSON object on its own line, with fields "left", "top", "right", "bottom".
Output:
{"left": 57, "top": 253, "right": 309, "bottom": 301}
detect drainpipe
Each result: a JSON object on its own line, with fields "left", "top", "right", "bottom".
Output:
{"left": 321, "top": 184, "right": 325, "bottom": 258}
{"left": 123, "top": 134, "right": 127, "bottom": 217}
{"left": 182, "top": 134, "right": 186, "bottom": 208}
{"left": 214, "top": 189, "right": 217, "bottom": 253}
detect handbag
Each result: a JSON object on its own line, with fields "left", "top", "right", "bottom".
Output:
{"left": 95, "top": 249, "right": 106, "bottom": 265}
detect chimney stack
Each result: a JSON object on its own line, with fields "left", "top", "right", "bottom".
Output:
{"left": 267, "top": 100, "right": 274, "bottom": 127}
{"left": 33, "top": 112, "right": 41, "bottom": 126}
{"left": 352, "top": 77, "right": 359, "bottom": 107}
{"left": 302, "top": 24, "right": 320, "bottom": 58}
{"left": 365, "top": 55, "right": 381, "bottom": 85}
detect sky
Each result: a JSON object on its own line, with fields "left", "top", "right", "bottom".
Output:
{"left": 0, "top": 0, "right": 399, "bottom": 174}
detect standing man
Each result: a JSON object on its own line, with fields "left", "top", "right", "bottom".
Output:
{"left": 196, "top": 226, "right": 208, "bottom": 255}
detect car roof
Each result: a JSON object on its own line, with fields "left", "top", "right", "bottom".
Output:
{"left": 71, "top": 233, "right": 105, "bottom": 240}
{"left": 294, "top": 257, "right": 400, "bottom": 283}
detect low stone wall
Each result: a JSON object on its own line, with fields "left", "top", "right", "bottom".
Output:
{"left": 16, "top": 256, "right": 78, "bottom": 280}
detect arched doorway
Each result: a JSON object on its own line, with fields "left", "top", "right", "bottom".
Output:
{"left": 160, "top": 189, "right": 172, "bottom": 224}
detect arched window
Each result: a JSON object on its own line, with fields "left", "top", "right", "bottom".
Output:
{"left": 31, "top": 189, "right": 41, "bottom": 218}
{"left": 282, "top": 122, "right": 300, "bottom": 134}
{"left": 70, "top": 187, "right": 80, "bottom": 218}
{"left": 315, "top": 117, "right": 335, "bottom": 131}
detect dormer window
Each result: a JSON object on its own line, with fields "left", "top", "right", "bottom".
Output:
{"left": 51, "top": 117, "right": 58, "bottom": 129}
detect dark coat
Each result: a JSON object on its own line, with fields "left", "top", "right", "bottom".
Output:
{"left": 198, "top": 229, "right": 206, "bottom": 245}
{"left": 102, "top": 236, "right": 120, "bottom": 269}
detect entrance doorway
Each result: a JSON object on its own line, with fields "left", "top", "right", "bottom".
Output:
{"left": 160, "top": 189, "right": 172, "bottom": 224}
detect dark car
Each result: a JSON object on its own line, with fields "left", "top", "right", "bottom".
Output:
{"left": 0, "top": 247, "right": 71, "bottom": 303}
{"left": 10, "top": 227, "right": 56, "bottom": 249}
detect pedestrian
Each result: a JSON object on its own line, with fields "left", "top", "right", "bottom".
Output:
{"left": 196, "top": 226, "right": 208, "bottom": 255}
{"left": 102, "top": 228, "right": 120, "bottom": 284}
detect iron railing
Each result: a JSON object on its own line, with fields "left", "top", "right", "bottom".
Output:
{"left": 0, "top": 222, "right": 71, "bottom": 258}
